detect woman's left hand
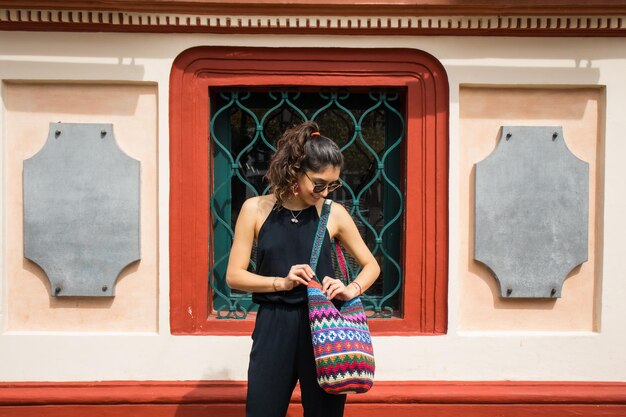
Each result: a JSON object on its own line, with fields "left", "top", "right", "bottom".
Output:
{"left": 321, "top": 277, "right": 358, "bottom": 301}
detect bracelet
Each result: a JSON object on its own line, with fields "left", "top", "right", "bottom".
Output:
{"left": 272, "top": 278, "right": 280, "bottom": 292}
{"left": 351, "top": 281, "right": 362, "bottom": 296}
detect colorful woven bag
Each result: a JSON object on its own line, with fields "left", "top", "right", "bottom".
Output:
{"left": 307, "top": 199, "right": 375, "bottom": 395}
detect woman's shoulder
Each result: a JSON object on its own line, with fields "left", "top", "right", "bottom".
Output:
{"left": 241, "top": 195, "right": 277, "bottom": 236}
{"left": 241, "top": 195, "right": 276, "bottom": 211}
{"left": 326, "top": 199, "right": 349, "bottom": 216}
{"left": 324, "top": 199, "right": 352, "bottom": 238}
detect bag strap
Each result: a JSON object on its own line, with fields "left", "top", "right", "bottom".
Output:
{"left": 309, "top": 199, "right": 332, "bottom": 283}
{"left": 334, "top": 240, "right": 350, "bottom": 283}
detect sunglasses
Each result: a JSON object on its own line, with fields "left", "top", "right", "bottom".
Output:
{"left": 304, "top": 172, "right": 343, "bottom": 194}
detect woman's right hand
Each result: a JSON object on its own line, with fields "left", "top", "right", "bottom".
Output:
{"left": 280, "top": 264, "right": 315, "bottom": 291}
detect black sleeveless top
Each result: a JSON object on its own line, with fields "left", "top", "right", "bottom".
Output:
{"left": 252, "top": 203, "right": 335, "bottom": 305}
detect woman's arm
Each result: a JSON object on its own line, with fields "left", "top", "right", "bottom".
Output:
{"left": 323, "top": 202, "right": 381, "bottom": 300}
{"left": 226, "top": 197, "right": 314, "bottom": 293}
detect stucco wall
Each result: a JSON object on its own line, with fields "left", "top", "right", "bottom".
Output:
{"left": 4, "top": 81, "right": 158, "bottom": 332}
{"left": 1, "top": 32, "right": 625, "bottom": 382}
{"left": 458, "top": 86, "right": 603, "bottom": 332}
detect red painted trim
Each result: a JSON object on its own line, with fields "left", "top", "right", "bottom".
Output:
{"left": 3, "top": 404, "right": 626, "bottom": 417}
{"left": 1, "top": 380, "right": 626, "bottom": 417}
{"left": 1, "top": 0, "right": 626, "bottom": 16}
{"left": 170, "top": 46, "right": 448, "bottom": 335}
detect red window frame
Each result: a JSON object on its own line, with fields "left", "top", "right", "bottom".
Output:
{"left": 169, "top": 46, "right": 448, "bottom": 335}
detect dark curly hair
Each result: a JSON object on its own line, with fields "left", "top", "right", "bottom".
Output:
{"left": 265, "top": 121, "right": 343, "bottom": 206}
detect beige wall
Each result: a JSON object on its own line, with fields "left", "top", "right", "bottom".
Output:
{"left": 458, "top": 86, "right": 604, "bottom": 331}
{"left": 3, "top": 82, "right": 158, "bottom": 332}
{"left": 0, "top": 32, "right": 625, "bottom": 382}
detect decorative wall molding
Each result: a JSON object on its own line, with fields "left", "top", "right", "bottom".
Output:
{"left": 1, "top": 1, "right": 626, "bottom": 16}
{"left": 1, "top": 380, "right": 626, "bottom": 416}
{"left": 0, "top": 9, "right": 624, "bottom": 36}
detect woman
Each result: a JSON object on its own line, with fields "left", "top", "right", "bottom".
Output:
{"left": 226, "top": 121, "right": 380, "bottom": 417}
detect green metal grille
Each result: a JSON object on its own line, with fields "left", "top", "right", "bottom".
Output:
{"left": 209, "top": 88, "right": 406, "bottom": 319}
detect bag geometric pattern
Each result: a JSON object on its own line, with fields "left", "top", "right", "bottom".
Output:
{"left": 307, "top": 199, "right": 375, "bottom": 395}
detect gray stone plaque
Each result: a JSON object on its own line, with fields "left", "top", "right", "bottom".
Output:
{"left": 474, "top": 126, "right": 588, "bottom": 298}
{"left": 23, "top": 123, "right": 140, "bottom": 297}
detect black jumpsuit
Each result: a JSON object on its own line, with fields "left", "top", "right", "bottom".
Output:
{"left": 246, "top": 204, "right": 347, "bottom": 417}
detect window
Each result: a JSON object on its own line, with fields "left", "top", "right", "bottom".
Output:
{"left": 170, "top": 47, "right": 448, "bottom": 335}
{"left": 210, "top": 88, "right": 405, "bottom": 319}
